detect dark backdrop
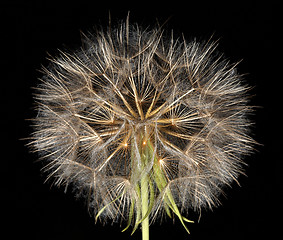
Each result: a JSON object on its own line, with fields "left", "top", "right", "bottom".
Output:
{"left": 6, "top": 1, "right": 280, "bottom": 239}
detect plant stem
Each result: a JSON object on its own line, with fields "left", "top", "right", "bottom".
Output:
{"left": 141, "top": 173, "right": 149, "bottom": 240}
{"left": 141, "top": 134, "right": 150, "bottom": 240}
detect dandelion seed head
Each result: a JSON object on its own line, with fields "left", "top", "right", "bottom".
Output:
{"left": 30, "top": 19, "right": 254, "bottom": 226}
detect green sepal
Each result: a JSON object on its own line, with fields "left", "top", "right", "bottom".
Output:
{"left": 122, "top": 198, "right": 135, "bottom": 232}
{"left": 136, "top": 177, "right": 155, "bottom": 225}
{"left": 95, "top": 193, "right": 123, "bottom": 222}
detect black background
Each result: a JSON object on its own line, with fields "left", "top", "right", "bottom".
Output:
{"left": 5, "top": 1, "right": 281, "bottom": 239}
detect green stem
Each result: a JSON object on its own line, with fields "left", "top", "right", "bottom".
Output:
{"left": 141, "top": 136, "right": 150, "bottom": 240}
{"left": 141, "top": 173, "right": 149, "bottom": 240}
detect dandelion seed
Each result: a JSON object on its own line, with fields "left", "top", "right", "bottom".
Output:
{"left": 30, "top": 18, "right": 255, "bottom": 240}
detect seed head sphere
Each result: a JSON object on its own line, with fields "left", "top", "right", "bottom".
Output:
{"left": 31, "top": 20, "right": 254, "bottom": 232}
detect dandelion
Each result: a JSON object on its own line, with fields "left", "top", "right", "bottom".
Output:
{"left": 30, "top": 18, "right": 254, "bottom": 240}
